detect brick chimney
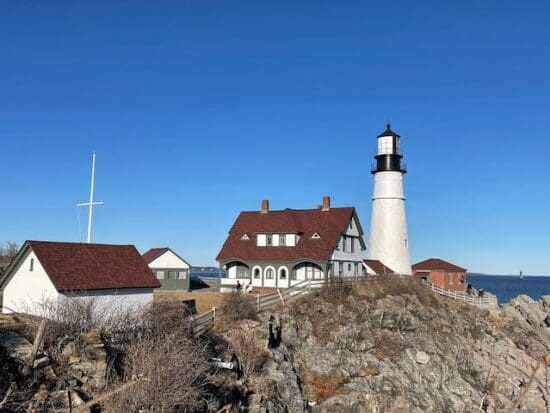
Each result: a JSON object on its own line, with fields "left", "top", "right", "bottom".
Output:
{"left": 321, "top": 196, "right": 331, "bottom": 211}
{"left": 261, "top": 199, "right": 269, "bottom": 214}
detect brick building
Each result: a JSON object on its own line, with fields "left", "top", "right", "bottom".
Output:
{"left": 412, "top": 258, "right": 467, "bottom": 292}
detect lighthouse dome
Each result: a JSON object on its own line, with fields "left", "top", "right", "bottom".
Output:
{"left": 377, "top": 123, "right": 401, "bottom": 138}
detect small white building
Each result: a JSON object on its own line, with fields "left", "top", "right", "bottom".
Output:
{"left": 0, "top": 241, "right": 161, "bottom": 314}
{"left": 217, "top": 196, "right": 366, "bottom": 290}
{"left": 142, "top": 247, "right": 191, "bottom": 291}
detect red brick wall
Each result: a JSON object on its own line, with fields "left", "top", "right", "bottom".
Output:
{"left": 414, "top": 270, "right": 466, "bottom": 292}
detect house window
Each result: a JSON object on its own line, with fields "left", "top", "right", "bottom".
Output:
{"left": 236, "top": 266, "right": 249, "bottom": 278}
{"left": 280, "top": 268, "right": 287, "bottom": 279}
{"left": 348, "top": 263, "right": 352, "bottom": 272}
{"left": 266, "top": 268, "right": 274, "bottom": 279}
{"left": 156, "top": 270, "right": 165, "bottom": 280}
{"left": 279, "top": 235, "right": 286, "bottom": 246}
{"left": 350, "top": 238, "right": 355, "bottom": 253}
{"left": 30, "top": 258, "right": 34, "bottom": 272}
{"left": 241, "top": 234, "right": 250, "bottom": 240}
{"left": 311, "top": 232, "right": 321, "bottom": 240}
{"left": 254, "top": 268, "right": 261, "bottom": 279}
{"left": 168, "top": 271, "right": 178, "bottom": 280}
{"left": 266, "top": 235, "right": 273, "bottom": 246}
{"left": 178, "top": 271, "right": 186, "bottom": 279}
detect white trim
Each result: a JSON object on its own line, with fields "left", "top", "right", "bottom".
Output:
{"left": 264, "top": 265, "right": 276, "bottom": 287}
{"left": 277, "top": 266, "right": 289, "bottom": 288}
{"left": 251, "top": 265, "right": 263, "bottom": 287}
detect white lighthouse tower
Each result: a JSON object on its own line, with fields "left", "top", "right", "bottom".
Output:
{"left": 367, "top": 124, "right": 412, "bottom": 275}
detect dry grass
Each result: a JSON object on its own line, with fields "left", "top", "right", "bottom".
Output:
{"left": 154, "top": 291, "right": 225, "bottom": 314}
{"left": 300, "top": 369, "right": 349, "bottom": 402}
{"left": 374, "top": 331, "right": 406, "bottom": 362}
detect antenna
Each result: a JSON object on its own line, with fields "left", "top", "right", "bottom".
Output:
{"left": 77, "top": 151, "right": 104, "bottom": 243}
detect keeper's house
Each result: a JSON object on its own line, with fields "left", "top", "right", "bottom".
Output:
{"left": 0, "top": 241, "right": 160, "bottom": 314}
{"left": 216, "top": 197, "right": 366, "bottom": 290}
{"left": 142, "top": 247, "right": 191, "bottom": 291}
{"left": 412, "top": 258, "right": 467, "bottom": 292}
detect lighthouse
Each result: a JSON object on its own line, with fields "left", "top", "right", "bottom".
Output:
{"left": 367, "top": 124, "right": 412, "bottom": 275}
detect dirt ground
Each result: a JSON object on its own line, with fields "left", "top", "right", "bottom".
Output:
{"left": 154, "top": 291, "right": 225, "bottom": 314}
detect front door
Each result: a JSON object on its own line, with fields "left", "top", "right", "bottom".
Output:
{"left": 252, "top": 268, "right": 262, "bottom": 287}
{"left": 277, "top": 268, "right": 289, "bottom": 288}
{"left": 264, "top": 267, "right": 276, "bottom": 287}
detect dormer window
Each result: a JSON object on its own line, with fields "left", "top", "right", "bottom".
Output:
{"left": 311, "top": 232, "right": 321, "bottom": 240}
{"left": 241, "top": 234, "right": 250, "bottom": 240}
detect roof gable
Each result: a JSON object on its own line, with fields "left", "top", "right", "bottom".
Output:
{"left": 3, "top": 241, "right": 161, "bottom": 292}
{"left": 412, "top": 258, "right": 466, "bottom": 272}
{"left": 217, "top": 206, "right": 362, "bottom": 262}
{"left": 143, "top": 248, "right": 190, "bottom": 268}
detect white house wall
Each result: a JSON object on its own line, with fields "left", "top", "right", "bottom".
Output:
{"left": 1, "top": 249, "right": 59, "bottom": 314}
{"left": 65, "top": 288, "right": 154, "bottom": 313}
{"left": 148, "top": 250, "right": 189, "bottom": 269}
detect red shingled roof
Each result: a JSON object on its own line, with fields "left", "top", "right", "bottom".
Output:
{"left": 25, "top": 241, "right": 160, "bottom": 291}
{"left": 216, "top": 207, "right": 360, "bottom": 262}
{"left": 363, "top": 259, "right": 394, "bottom": 274}
{"left": 142, "top": 247, "right": 170, "bottom": 264}
{"left": 412, "top": 258, "right": 466, "bottom": 272}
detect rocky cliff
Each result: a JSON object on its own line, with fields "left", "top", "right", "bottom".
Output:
{"left": 233, "top": 279, "right": 550, "bottom": 413}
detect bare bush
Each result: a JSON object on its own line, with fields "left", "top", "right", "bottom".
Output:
{"left": 0, "top": 241, "right": 18, "bottom": 274}
{"left": 221, "top": 291, "right": 258, "bottom": 322}
{"left": 227, "top": 327, "right": 266, "bottom": 381}
{"left": 103, "top": 334, "right": 211, "bottom": 413}
{"left": 20, "top": 296, "right": 142, "bottom": 362}
{"left": 102, "top": 301, "right": 211, "bottom": 413}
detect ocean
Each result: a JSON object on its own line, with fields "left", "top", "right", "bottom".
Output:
{"left": 467, "top": 274, "right": 550, "bottom": 304}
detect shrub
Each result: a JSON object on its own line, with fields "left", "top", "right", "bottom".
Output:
{"left": 101, "top": 301, "right": 211, "bottom": 413}
{"left": 227, "top": 327, "right": 266, "bottom": 381}
{"left": 221, "top": 291, "right": 258, "bottom": 322}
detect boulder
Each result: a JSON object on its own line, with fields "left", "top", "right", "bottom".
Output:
{"left": 415, "top": 351, "right": 430, "bottom": 365}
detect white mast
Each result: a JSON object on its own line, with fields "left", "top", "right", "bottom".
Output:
{"left": 77, "top": 151, "right": 104, "bottom": 243}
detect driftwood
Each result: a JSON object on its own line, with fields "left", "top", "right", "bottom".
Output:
{"left": 0, "top": 382, "right": 15, "bottom": 408}
{"left": 74, "top": 376, "right": 150, "bottom": 413}
{"left": 23, "top": 319, "right": 47, "bottom": 375}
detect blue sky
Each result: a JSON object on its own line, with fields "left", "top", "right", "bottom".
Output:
{"left": 1, "top": 1, "right": 549, "bottom": 274}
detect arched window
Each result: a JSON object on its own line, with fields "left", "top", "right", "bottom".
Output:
{"left": 254, "top": 268, "right": 260, "bottom": 279}
{"left": 280, "top": 269, "right": 287, "bottom": 279}
{"left": 266, "top": 268, "right": 274, "bottom": 279}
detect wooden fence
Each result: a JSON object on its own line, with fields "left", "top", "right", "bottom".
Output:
{"left": 191, "top": 275, "right": 495, "bottom": 337}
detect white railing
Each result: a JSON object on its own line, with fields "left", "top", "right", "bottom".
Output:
{"left": 423, "top": 281, "right": 494, "bottom": 306}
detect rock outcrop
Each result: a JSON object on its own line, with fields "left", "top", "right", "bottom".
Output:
{"left": 242, "top": 283, "right": 550, "bottom": 413}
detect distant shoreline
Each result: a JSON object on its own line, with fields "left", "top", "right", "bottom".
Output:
{"left": 468, "top": 272, "right": 550, "bottom": 277}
